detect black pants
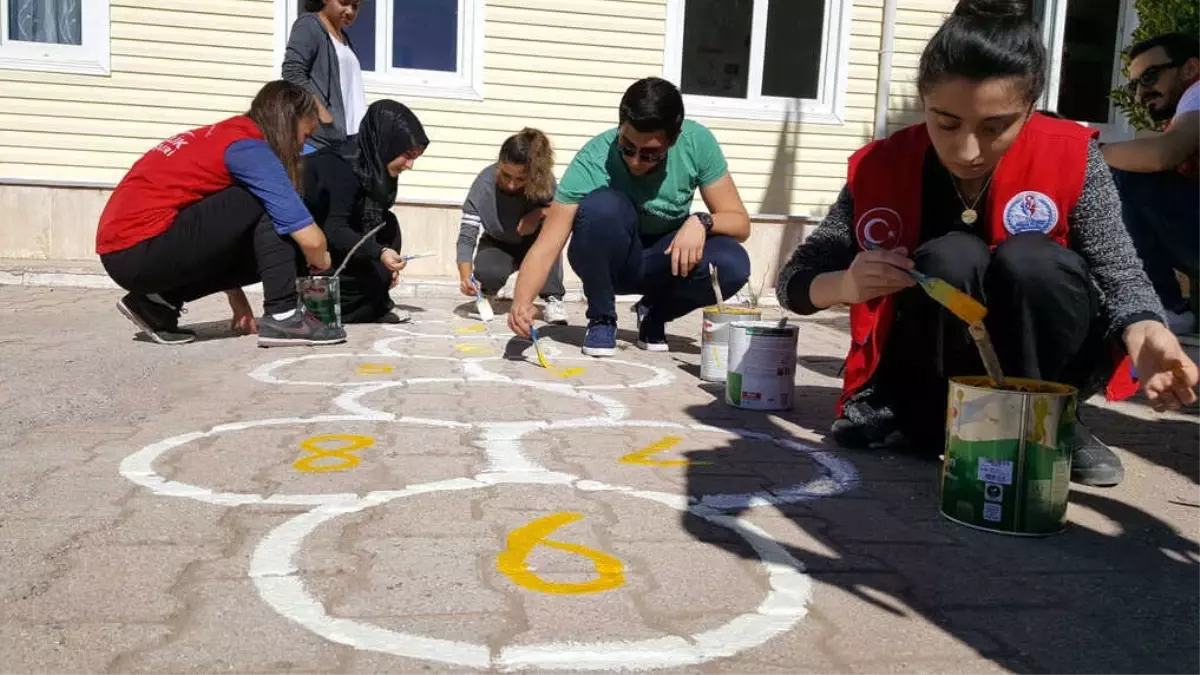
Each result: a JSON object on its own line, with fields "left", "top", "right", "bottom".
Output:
{"left": 872, "top": 232, "right": 1104, "bottom": 446}
{"left": 335, "top": 212, "right": 402, "bottom": 323}
{"left": 474, "top": 234, "right": 565, "bottom": 299}
{"left": 100, "top": 187, "right": 304, "bottom": 315}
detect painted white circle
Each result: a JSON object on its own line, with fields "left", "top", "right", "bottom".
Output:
{"left": 461, "top": 356, "right": 674, "bottom": 391}
{"left": 249, "top": 353, "right": 464, "bottom": 388}
{"left": 250, "top": 479, "right": 813, "bottom": 671}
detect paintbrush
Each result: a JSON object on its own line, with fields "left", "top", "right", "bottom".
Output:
{"left": 400, "top": 252, "right": 435, "bottom": 263}
{"left": 529, "top": 326, "right": 552, "bottom": 368}
{"left": 968, "top": 321, "right": 1006, "bottom": 387}
{"left": 470, "top": 274, "right": 494, "bottom": 322}
{"left": 709, "top": 263, "right": 725, "bottom": 313}
{"left": 908, "top": 270, "right": 988, "bottom": 325}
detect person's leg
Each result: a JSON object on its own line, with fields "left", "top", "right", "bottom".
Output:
{"left": 566, "top": 188, "right": 642, "bottom": 322}
{"left": 1111, "top": 168, "right": 1200, "bottom": 320}
{"left": 473, "top": 235, "right": 518, "bottom": 295}
{"left": 855, "top": 231, "right": 992, "bottom": 451}
{"left": 985, "top": 232, "right": 1122, "bottom": 486}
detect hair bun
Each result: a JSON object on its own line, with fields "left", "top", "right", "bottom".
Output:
{"left": 952, "top": 0, "right": 1027, "bottom": 19}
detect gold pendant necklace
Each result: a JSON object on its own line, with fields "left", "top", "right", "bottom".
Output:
{"left": 951, "top": 171, "right": 994, "bottom": 225}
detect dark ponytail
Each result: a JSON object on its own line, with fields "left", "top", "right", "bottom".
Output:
{"left": 499, "top": 128, "right": 555, "bottom": 204}
{"left": 918, "top": 0, "right": 1046, "bottom": 104}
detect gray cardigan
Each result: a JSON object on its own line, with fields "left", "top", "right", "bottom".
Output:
{"left": 282, "top": 13, "right": 352, "bottom": 150}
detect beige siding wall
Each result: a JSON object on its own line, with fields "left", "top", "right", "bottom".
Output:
{"left": 0, "top": 0, "right": 954, "bottom": 273}
{"left": 886, "top": 0, "right": 956, "bottom": 133}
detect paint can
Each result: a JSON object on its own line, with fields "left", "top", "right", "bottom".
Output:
{"left": 297, "top": 276, "right": 342, "bottom": 328}
{"left": 725, "top": 321, "right": 799, "bottom": 410}
{"left": 700, "top": 305, "right": 763, "bottom": 382}
{"left": 941, "top": 376, "right": 1077, "bottom": 536}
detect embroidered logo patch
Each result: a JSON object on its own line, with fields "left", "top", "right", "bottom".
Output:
{"left": 854, "top": 207, "right": 904, "bottom": 250}
{"left": 1003, "top": 191, "right": 1059, "bottom": 235}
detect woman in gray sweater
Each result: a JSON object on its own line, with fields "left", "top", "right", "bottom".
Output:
{"left": 776, "top": 0, "right": 1197, "bottom": 487}
{"left": 282, "top": 0, "right": 367, "bottom": 153}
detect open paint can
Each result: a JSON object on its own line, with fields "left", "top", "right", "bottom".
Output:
{"left": 700, "top": 305, "right": 762, "bottom": 382}
{"left": 297, "top": 276, "right": 342, "bottom": 328}
{"left": 725, "top": 321, "right": 799, "bottom": 410}
{"left": 941, "top": 376, "right": 1077, "bottom": 536}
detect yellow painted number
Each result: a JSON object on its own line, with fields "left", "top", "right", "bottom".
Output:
{"left": 293, "top": 434, "right": 373, "bottom": 473}
{"left": 453, "top": 324, "right": 488, "bottom": 335}
{"left": 355, "top": 363, "right": 395, "bottom": 375}
{"left": 549, "top": 366, "right": 585, "bottom": 378}
{"left": 497, "top": 512, "right": 625, "bottom": 595}
{"left": 619, "top": 435, "right": 710, "bottom": 466}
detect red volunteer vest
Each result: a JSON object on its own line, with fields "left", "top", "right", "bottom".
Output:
{"left": 96, "top": 115, "right": 266, "bottom": 254}
{"left": 840, "top": 113, "right": 1137, "bottom": 414}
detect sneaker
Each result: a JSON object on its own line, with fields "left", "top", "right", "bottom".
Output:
{"left": 633, "top": 302, "right": 668, "bottom": 352}
{"left": 1067, "top": 424, "right": 1124, "bottom": 487}
{"left": 116, "top": 293, "right": 196, "bottom": 345}
{"left": 582, "top": 318, "right": 617, "bottom": 357}
{"left": 1166, "top": 308, "right": 1197, "bottom": 336}
{"left": 542, "top": 297, "right": 569, "bottom": 325}
{"left": 258, "top": 308, "right": 347, "bottom": 347}
{"left": 495, "top": 273, "right": 517, "bottom": 300}
{"left": 379, "top": 309, "right": 412, "bottom": 324}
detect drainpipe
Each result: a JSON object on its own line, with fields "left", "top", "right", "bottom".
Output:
{"left": 873, "top": 0, "right": 900, "bottom": 139}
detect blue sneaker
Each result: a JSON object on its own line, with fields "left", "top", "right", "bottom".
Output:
{"left": 633, "top": 302, "right": 668, "bottom": 352}
{"left": 582, "top": 318, "right": 617, "bottom": 357}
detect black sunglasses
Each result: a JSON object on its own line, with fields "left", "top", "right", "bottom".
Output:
{"left": 617, "top": 135, "right": 667, "bottom": 164}
{"left": 1126, "top": 60, "right": 1185, "bottom": 93}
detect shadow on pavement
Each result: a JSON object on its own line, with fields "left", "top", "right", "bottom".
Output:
{"left": 678, "top": 382, "right": 1200, "bottom": 673}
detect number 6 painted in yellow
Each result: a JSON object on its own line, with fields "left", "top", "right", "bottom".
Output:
{"left": 496, "top": 512, "right": 625, "bottom": 595}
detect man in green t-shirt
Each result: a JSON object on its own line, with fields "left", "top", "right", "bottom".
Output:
{"left": 506, "top": 77, "right": 752, "bottom": 356}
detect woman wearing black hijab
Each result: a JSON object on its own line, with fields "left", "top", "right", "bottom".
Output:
{"left": 303, "top": 99, "right": 429, "bottom": 323}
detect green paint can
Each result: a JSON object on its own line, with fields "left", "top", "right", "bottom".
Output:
{"left": 940, "top": 376, "right": 1077, "bottom": 536}
{"left": 297, "top": 276, "right": 342, "bottom": 328}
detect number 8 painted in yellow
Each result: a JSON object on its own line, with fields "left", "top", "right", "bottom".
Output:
{"left": 496, "top": 512, "right": 625, "bottom": 595}
{"left": 293, "top": 434, "right": 373, "bottom": 473}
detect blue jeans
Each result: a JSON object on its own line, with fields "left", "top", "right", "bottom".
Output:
{"left": 566, "top": 188, "right": 751, "bottom": 323}
{"left": 1112, "top": 168, "right": 1199, "bottom": 311}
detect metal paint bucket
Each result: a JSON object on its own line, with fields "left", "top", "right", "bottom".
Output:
{"left": 725, "top": 321, "right": 799, "bottom": 411}
{"left": 941, "top": 376, "right": 1077, "bottom": 536}
{"left": 700, "top": 305, "right": 762, "bottom": 382}
{"left": 297, "top": 276, "right": 342, "bottom": 328}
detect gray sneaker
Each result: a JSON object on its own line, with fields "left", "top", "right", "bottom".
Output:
{"left": 1067, "top": 423, "right": 1124, "bottom": 487}
{"left": 258, "top": 308, "right": 346, "bottom": 347}
{"left": 117, "top": 293, "right": 196, "bottom": 345}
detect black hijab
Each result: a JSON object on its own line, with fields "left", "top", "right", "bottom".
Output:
{"left": 340, "top": 99, "right": 428, "bottom": 228}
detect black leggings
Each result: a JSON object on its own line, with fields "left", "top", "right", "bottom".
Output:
{"left": 874, "top": 231, "right": 1105, "bottom": 445}
{"left": 334, "top": 212, "right": 403, "bottom": 323}
{"left": 100, "top": 188, "right": 304, "bottom": 315}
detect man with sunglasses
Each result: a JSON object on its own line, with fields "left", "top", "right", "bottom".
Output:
{"left": 506, "top": 77, "right": 752, "bottom": 356}
{"left": 1103, "top": 33, "right": 1199, "bottom": 336}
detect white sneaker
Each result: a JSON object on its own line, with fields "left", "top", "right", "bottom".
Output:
{"left": 542, "top": 297, "right": 569, "bottom": 325}
{"left": 1166, "top": 309, "right": 1197, "bottom": 336}
{"left": 495, "top": 273, "right": 517, "bottom": 300}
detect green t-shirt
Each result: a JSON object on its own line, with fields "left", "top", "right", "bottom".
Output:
{"left": 554, "top": 119, "right": 729, "bottom": 236}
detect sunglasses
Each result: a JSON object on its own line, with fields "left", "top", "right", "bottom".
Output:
{"left": 617, "top": 135, "right": 667, "bottom": 164}
{"left": 1125, "top": 61, "right": 1184, "bottom": 93}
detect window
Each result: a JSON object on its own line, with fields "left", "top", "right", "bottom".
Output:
{"left": 0, "top": 0, "right": 110, "bottom": 75}
{"left": 284, "top": 0, "right": 484, "bottom": 100}
{"left": 663, "top": 0, "right": 852, "bottom": 123}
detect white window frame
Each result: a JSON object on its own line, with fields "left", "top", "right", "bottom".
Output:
{"left": 661, "top": 0, "right": 853, "bottom": 124}
{"left": 0, "top": 0, "right": 110, "bottom": 75}
{"left": 277, "top": 0, "right": 484, "bottom": 101}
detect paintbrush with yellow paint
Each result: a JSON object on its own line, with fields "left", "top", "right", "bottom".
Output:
{"left": 908, "top": 270, "right": 1005, "bottom": 386}
{"left": 529, "top": 326, "right": 552, "bottom": 369}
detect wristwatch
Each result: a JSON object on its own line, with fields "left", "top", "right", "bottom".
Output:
{"left": 693, "top": 212, "right": 714, "bottom": 234}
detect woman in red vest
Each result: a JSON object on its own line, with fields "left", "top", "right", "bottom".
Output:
{"left": 97, "top": 80, "right": 345, "bottom": 348}
{"left": 776, "top": 0, "right": 1198, "bottom": 487}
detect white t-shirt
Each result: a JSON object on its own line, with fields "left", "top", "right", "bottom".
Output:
{"left": 1172, "top": 80, "right": 1200, "bottom": 121}
{"left": 333, "top": 37, "right": 367, "bottom": 137}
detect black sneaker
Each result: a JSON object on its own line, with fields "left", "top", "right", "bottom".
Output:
{"left": 633, "top": 301, "right": 668, "bottom": 352}
{"left": 116, "top": 293, "right": 196, "bottom": 345}
{"left": 258, "top": 308, "right": 347, "bottom": 347}
{"left": 1067, "top": 423, "right": 1125, "bottom": 487}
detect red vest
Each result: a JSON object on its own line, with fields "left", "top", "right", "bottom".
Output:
{"left": 96, "top": 115, "right": 265, "bottom": 254}
{"left": 840, "top": 113, "right": 1137, "bottom": 414}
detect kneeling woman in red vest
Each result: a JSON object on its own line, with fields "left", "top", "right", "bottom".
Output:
{"left": 776, "top": 0, "right": 1198, "bottom": 487}
{"left": 96, "top": 80, "right": 345, "bottom": 348}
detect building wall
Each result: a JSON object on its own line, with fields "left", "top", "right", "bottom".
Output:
{"left": 0, "top": 0, "right": 951, "bottom": 286}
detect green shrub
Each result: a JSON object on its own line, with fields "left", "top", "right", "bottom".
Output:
{"left": 1110, "top": 0, "right": 1199, "bottom": 130}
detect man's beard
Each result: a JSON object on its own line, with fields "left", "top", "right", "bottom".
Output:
{"left": 1145, "top": 94, "right": 1178, "bottom": 123}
